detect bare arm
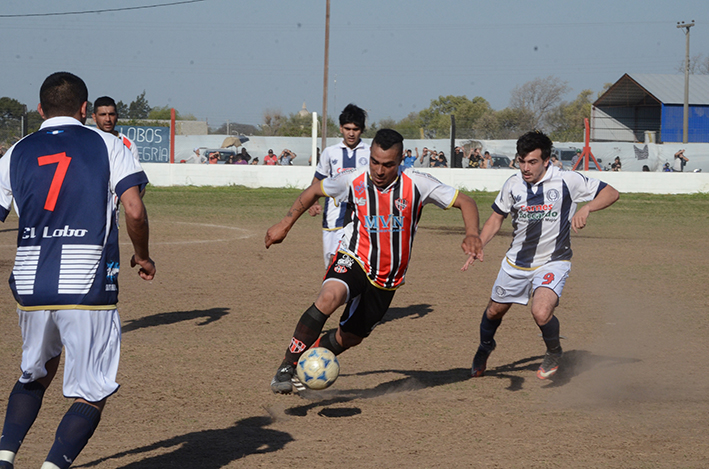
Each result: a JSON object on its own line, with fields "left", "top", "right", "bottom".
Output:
{"left": 265, "top": 181, "right": 326, "bottom": 248}
{"left": 479, "top": 211, "right": 505, "bottom": 250}
{"left": 572, "top": 184, "right": 619, "bottom": 233}
{"left": 307, "top": 176, "right": 323, "bottom": 216}
{"left": 452, "top": 192, "right": 482, "bottom": 271}
{"left": 120, "top": 186, "right": 155, "bottom": 280}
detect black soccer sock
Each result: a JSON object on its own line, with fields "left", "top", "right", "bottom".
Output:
{"left": 479, "top": 310, "right": 501, "bottom": 351}
{"left": 45, "top": 402, "right": 101, "bottom": 469}
{"left": 313, "top": 329, "right": 347, "bottom": 356}
{"left": 284, "top": 304, "right": 329, "bottom": 365}
{"left": 0, "top": 380, "right": 46, "bottom": 455}
{"left": 538, "top": 315, "right": 562, "bottom": 353}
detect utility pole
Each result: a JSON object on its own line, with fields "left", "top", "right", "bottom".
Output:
{"left": 677, "top": 20, "right": 695, "bottom": 144}
{"left": 321, "top": 0, "right": 330, "bottom": 152}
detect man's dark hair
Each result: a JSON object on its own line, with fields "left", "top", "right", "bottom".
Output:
{"left": 516, "top": 130, "right": 553, "bottom": 160}
{"left": 94, "top": 96, "right": 117, "bottom": 114}
{"left": 339, "top": 103, "right": 367, "bottom": 130}
{"left": 39, "top": 72, "right": 88, "bottom": 118}
{"left": 372, "top": 129, "right": 404, "bottom": 156}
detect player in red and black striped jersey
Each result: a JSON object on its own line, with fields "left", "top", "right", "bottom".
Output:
{"left": 265, "top": 129, "right": 483, "bottom": 394}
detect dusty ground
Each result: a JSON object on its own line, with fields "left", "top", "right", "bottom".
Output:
{"left": 0, "top": 187, "right": 707, "bottom": 468}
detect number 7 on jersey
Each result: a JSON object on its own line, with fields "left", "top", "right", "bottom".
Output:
{"left": 38, "top": 152, "right": 72, "bottom": 211}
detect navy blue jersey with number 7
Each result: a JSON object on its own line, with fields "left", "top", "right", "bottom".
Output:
{"left": 0, "top": 116, "right": 148, "bottom": 309}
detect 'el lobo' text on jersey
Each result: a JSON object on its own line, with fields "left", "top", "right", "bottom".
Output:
{"left": 23, "top": 225, "right": 88, "bottom": 239}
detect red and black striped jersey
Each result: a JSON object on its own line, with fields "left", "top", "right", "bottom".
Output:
{"left": 322, "top": 167, "right": 458, "bottom": 290}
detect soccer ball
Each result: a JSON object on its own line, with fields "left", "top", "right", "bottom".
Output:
{"left": 296, "top": 347, "right": 340, "bottom": 390}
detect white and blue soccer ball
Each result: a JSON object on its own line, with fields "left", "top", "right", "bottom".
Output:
{"left": 296, "top": 347, "right": 340, "bottom": 390}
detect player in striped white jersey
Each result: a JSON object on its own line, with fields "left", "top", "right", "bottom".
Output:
{"left": 0, "top": 72, "right": 155, "bottom": 469}
{"left": 266, "top": 129, "right": 483, "bottom": 394}
{"left": 471, "top": 131, "right": 619, "bottom": 380}
{"left": 308, "top": 104, "right": 370, "bottom": 267}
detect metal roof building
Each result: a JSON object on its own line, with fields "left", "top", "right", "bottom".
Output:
{"left": 592, "top": 73, "right": 709, "bottom": 143}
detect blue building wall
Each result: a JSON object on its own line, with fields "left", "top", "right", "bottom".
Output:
{"left": 661, "top": 104, "right": 709, "bottom": 142}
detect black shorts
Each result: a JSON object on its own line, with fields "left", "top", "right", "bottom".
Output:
{"left": 325, "top": 252, "right": 396, "bottom": 338}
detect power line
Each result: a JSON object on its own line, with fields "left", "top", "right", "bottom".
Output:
{"left": 0, "top": 0, "right": 206, "bottom": 18}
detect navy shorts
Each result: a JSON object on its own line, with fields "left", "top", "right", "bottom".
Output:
{"left": 324, "top": 253, "right": 396, "bottom": 338}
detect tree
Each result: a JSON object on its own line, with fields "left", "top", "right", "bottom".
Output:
{"left": 128, "top": 91, "right": 151, "bottom": 119}
{"left": 509, "top": 76, "right": 570, "bottom": 131}
{"left": 677, "top": 53, "right": 709, "bottom": 75}
{"left": 547, "top": 89, "right": 593, "bottom": 142}
{"left": 0, "top": 97, "right": 26, "bottom": 144}
{"left": 116, "top": 100, "right": 129, "bottom": 118}
{"left": 418, "top": 95, "right": 491, "bottom": 138}
{"left": 209, "top": 122, "right": 259, "bottom": 135}
{"left": 147, "top": 106, "right": 196, "bottom": 121}
{"left": 473, "top": 107, "right": 536, "bottom": 140}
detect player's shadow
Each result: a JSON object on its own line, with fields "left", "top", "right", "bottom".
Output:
{"left": 484, "top": 349, "right": 642, "bottom": 391}
{"left": 122, "top": 307, "right": 229, "bottom": 333}
{"left": 75, "top": 416, "right": 292, "bottom": 469}
{"left": 378, "top": 303, "right": 433, "bottom": 326}
{"left": 285, "top": 367, "right": 469, "bottom": 417}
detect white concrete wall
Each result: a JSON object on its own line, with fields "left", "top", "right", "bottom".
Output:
{"left": 142, "top": 163, "right": 709, "bottom": 194}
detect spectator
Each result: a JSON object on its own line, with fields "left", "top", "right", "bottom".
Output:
{"left": 279, "top": 149, "right": 297, "bottom": 165}
{"left": 308, "top": 148, "right": 321, "bottom": 166}
{"left": 208, "top": 151, "right": 220, "bottom": 164}
{"left": 417, "top": 147, "right": 432, "bottom": 167}
{"left": 468, "top": 148, "right": 482, "bottom": 168}
{"left": 611, "top": 156, "right": 622, "bottom": 171}
{"left": 673, "top": 149, "right": 688, "bottom": 172}
{"left": 571, "top": 148, "right": 581, "bottom": 168}
{"left": 642, "top": 165, "right": 650, "bottom": 172}
{"left": 428, "top": 150, "right": 439, "bottom": 167}
{"left": 189, "top": 147, "right": 206, "bottom": 164}
{"left": 453, "top": 146, "right": 465, "bottom": 168}
{"left": 434, "top": 151, "right": 448, "bottom": 167}
{"left": 264, "top": 149, "right": 278, "bottom": 165}
{"left": 551, "top": 155, "right": 562, "bottom": 169}
{"left": 251, "top": 157, "right": 259, "bottom": 165}
{"left": 663, "top": 162, "right": 672, "bottom": 172}
{"left": 481, "top": 151, "right": 493, "bottom": 169}
{"left": 239, "top": 147, "right": 252, "bottom": 163}
{"left": 402, "top": 149, "right": 416, "bottom": 169}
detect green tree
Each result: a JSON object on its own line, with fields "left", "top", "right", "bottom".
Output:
{"left": 0, "top": 97, "right": 26, "bottom": 144}
{"left": 148, "top": 106, "right": 196, "bottom": 121}
{"left": 548, "top": 89, "right": 593, "bottom": 142}
{"left": 418, "top": 95, "right": 491, "bottom": 138}
{"left": 116, "top": 100, "right": 129, "bottom": 118}
{"left": 128, "top": 91, "right": 151, "bottom": 119}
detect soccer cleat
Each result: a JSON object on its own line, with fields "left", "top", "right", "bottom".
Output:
{"left": 537, "top": 349, "right": 562, "bottom": 380}
{"left": 270, "top": 364, "right": 296, "bottom": 394}
{"left": 471, "top": 340, "right": 496, "bottom": 378}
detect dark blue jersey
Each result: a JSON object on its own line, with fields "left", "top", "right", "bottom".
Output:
{"left": 0, "top": 117, "right": 148, "bottom": 309}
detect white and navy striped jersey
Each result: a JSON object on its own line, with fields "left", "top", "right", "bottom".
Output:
{"left": 492, "top": 165, "right": 606, "bottom": 269}
{"left": 314, "top": 140, "right": 370, "bottom": 230}
{"left": 0, "top": 116, "right": 148, "bottom": 309}
{"left": 322, "top": 166, "right": 458, "bottom": 289}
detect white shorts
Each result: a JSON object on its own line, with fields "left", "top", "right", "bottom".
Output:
{"left": 490, "top": 258, "right": 571, "bottom": 305}
{"left": 322, "top": 229, "right": 344, "bottom": 268}
{"left": 18, "top": 308, "right": 121, "bottom": 402}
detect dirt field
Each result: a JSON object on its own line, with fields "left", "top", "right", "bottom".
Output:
{"left": 1, "top": 187, "right": 708, "bottom": 468}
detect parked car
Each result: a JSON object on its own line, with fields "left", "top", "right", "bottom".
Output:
{"left": 490, "top": 154, "right": 512, "bottom": 168}
{"left": 552, "top": 146, "right": 603, "bottom": 170}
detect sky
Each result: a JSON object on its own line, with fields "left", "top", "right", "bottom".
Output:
{"left": 1, "top": 0, "right": 708, "bottom": 128}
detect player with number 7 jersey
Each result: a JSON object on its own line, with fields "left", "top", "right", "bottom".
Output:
{"left": 0, "top": 115, "right": 148, "bottom": 308}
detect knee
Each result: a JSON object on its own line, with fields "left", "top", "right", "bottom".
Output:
{"left": 531, "top": 308, "right": 554, "bottom": 326}
{"left": 315, "top": 290, "right": 345, "bottom": 314}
